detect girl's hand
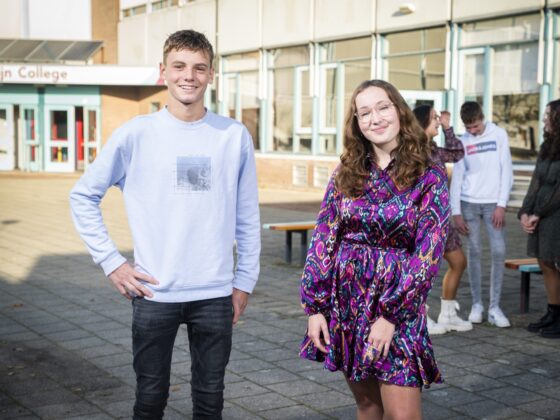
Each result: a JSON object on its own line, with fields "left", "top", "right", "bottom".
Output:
{"left": 308, "top": 313, "right": 330, "bottom": 353}
{"left": 367, "top": 317, "right": 395, "bottom": 360}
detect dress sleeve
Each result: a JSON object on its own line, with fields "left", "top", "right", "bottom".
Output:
{"left": 378, "top": 165, "right": 450, "bottom": 325}
{"left": 301, "top": 172, "right": 342, "bottom": 316}
{"left": 518, "top": 159, "right": 541, "bottom": 218}
{"left": 436, "top": 127, "right": 465, "bottom": 163}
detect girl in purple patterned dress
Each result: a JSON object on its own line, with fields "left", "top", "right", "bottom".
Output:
{"left": 300, "top": 80, "right": 449, "bottom": 419}
{"left": 413, "top": 105, "right": 472, "bottom": 335}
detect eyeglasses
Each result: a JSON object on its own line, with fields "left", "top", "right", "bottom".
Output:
{"left": 355, "top": 102, "right": 395, "bottom": 123}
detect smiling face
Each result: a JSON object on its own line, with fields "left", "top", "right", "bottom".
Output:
{"left": 354, "top": 86, "right": 400, "bottom": 154}
{"left": 160, "top": 48, "right": 214, "bottom": 112}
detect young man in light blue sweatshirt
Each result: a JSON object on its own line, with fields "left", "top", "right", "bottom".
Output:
{"left": 450, "top": 102, "right": 513, "bottom": 329}
{"left": 70, "top": 30, "right": 260, "bottom": 419}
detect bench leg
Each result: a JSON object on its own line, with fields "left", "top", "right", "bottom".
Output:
{"left": 520, "top": 272, "right": 531, "bottom": 314}
{"left": 285, "top": 231, "right": 292, "bottom": 264}
{"left": 300, "top": 230, "right": 308, "bottom": 265}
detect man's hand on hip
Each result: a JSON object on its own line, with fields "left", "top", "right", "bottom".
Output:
{"left": 232, "top": 288, "right": 250, "bottom": 324}
{"left": 108, "top": 262, "right": 159, "bottom": 300}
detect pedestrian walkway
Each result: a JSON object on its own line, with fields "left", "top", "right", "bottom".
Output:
{"left": 0, "top": 173, "right": 559, "bottom": 419}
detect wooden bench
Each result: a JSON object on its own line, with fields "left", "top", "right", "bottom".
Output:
{"left": 505, "top": 258, "right": 543, "bottom": 314}
{"left": 263, "top": 221, "right": 316, "bottom": 265}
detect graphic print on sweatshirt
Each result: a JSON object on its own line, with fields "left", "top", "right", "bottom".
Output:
{"left": 174, "top": 156, "right": 212, "bottom": 193}
{"left": 466, "top": 140, "right": 497, "bottom": 155}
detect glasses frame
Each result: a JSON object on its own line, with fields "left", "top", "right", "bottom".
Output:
{"left": 354, "top": 102, "right": 395, "bottom": 124}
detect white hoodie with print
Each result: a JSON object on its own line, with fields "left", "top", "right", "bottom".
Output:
{"left": 450, "top": 122, "right": 513, "bottom": 215}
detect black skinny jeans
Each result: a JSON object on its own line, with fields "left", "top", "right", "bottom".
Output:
{"left": 131, "top": 295, "right": 233, "bottom": 419}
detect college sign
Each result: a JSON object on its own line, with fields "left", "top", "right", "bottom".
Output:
{"left": 0, "top": 64, "right": 162, "bottom": 86}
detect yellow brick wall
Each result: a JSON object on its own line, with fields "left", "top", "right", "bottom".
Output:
{"left": 100, "top": 86, "right": 167, "bottom": 143}
{"left": 91, "top": 0, "right": 119, "bottom": 64}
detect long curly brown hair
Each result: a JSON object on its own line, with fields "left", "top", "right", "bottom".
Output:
{"left": 335, "top": 79, "right": 432, "bottom": 197}
{"left": 540, "top": 99, "right": 560, "bottom": 161}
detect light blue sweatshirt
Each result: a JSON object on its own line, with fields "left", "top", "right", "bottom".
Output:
{"left": 70, "top": 108, "right": 261, "bottom": 303}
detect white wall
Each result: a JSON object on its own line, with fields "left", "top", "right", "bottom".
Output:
{"left": 28, "top": 0, "right": 91, "bottom": 40}
{"left": 262, "top": 0, "right": 312, "bottom": 48}
{"left": 218, "top": 0, "right": 260, "bottom": 54}
{"left": 376, "top": 0, "right": 450, "bottom": 33}
{"left": 0, "top": 0, "right": 91, "bottom": 40}
{"left": 314, "top": 0, "right": 375, "bottom": 41}
{"left": 118, "top": 0, "right": 216, "bottom": 66}
{"left": 0, "top": 0, "right": 24, "bottom": 38}
{"left": 452, "top": 0, "right": 542, "bottom": 22}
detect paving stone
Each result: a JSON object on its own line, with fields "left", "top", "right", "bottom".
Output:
{"left": 223, "top": 380, "right": 269, "bottom": 399}
{"left": 220, "top": 404, "right": 262, "bottom": 419}
{"left": 260, "top": 404, "right": 328, "bottom": 419}
{"left": 231, "top": 391, "right": 295, "bottom": 412}
{"left": 421, "top": 399, "right": 461, "bottom": 420}
{"left": 13, "top": 388, "right": 81, "bottom": 408}
{"left": 30, "top": 400, "right": 101, "bottom": 420}
{"left": 266, "top": 379, "right": 330, "bottom": 397}
{"left": 443, "top": 373, "right": 504, "bottom": 392}
{"left": 423, "top": 387, "right": 485, "bottom": 407}
{"left": 293, "top": 390, "right": 355, "bottom": 410}
{"left": 453, "top": 399, "right": 525, "bottom": 419}
{"left": 466, "top": 361, "right": 524, "bottom": 378}
{"left": 89, "top": 352, "right": 132, "bottom": 369}
{"left": 500, "top": 372, "right": 560, "bottom": 391}
{"left": 227, "top": 357, "right": 275, "bottom": 374}
{"left": 242, "top": 368, "right": 300, "bottom": 385}
{"left": 515, "top": 397, "right": 560, "bottom": 419}
{"left": 483, "top": 385, "right": 546, "bottom": 406}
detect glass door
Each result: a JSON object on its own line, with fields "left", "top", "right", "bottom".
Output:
{"left": 0, "top": 105, "right": 15, "bottom": 171}
{"left": 293, "top": 66, "right": 312, "bottom": 153}
{"left": 20, "top": 106, "right": 40, "bottom": 172}
{"left": 83, "top": 108, "right": 100, "bottom": 169}
{"left": 44, "top": 106, "right": 75, "bottom": 172}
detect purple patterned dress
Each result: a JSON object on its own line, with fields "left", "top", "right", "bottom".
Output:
{"left": 300, "top": 161, "right": 450, "bottom": 387}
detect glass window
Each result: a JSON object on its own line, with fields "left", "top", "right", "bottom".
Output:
{"left": 385, "top": 27, "right": 446, "bottom": 54}
{"left": 268, "top": 46, "right": 310, "bottom": 153}
{"left": 222, "top": 51, "right": 261, "bottom": 151}
{"left": 223, "top": 52, "right": 259, "bottom": 72}
{"left": 319, "top": 37, "right": 371, "bottom": 62}
{"left": 491, "top": 44, "right": 539, "bottom": 160}
{"left": 461, "top": 14, "right": 540, "bottom": 47}
{"left": 270, "top": 46, "right": 309, "bottom": 68}
{"left": 387, "top": 52, "right": 445, "bottom": 90}
{"left": 383, "top": 27, "right": 446, "bottom": 91}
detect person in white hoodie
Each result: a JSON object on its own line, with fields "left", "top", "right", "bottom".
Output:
{"left": 69, "top": 30, "right": 260, "bottom": 419}
{"left": 450, "top": 102, "right": 513, "bottom": 328}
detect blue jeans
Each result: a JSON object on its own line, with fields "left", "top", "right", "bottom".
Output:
{"left": 131, "top": 295, "right": 233, "bottom": 419}
{"left": 461, "top": 201, "right": 506, "bottom": 309}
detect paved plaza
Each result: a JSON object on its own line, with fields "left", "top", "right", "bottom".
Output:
{"left": 0, "top": 173, "right": 559, "bottom": 419}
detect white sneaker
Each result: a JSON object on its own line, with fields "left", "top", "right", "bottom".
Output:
{"left": 427, "top": 315, "right": 448, "bottom": 335}
{"left": 488, "top": 307, "right": 511, "bottom": 328}
{"left": 468, "top": 303, "right": 484, "bottom": 324}
{"left": 438, "top": 299, "right": 473, "bottom": 332}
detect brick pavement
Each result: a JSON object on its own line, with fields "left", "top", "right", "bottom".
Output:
{"left": 0, "top": 173, "right": 559, "bottom": 419}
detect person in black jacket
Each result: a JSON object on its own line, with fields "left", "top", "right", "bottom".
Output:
{"left": 519, "top": 99, "right": 560, "bottom": 339}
